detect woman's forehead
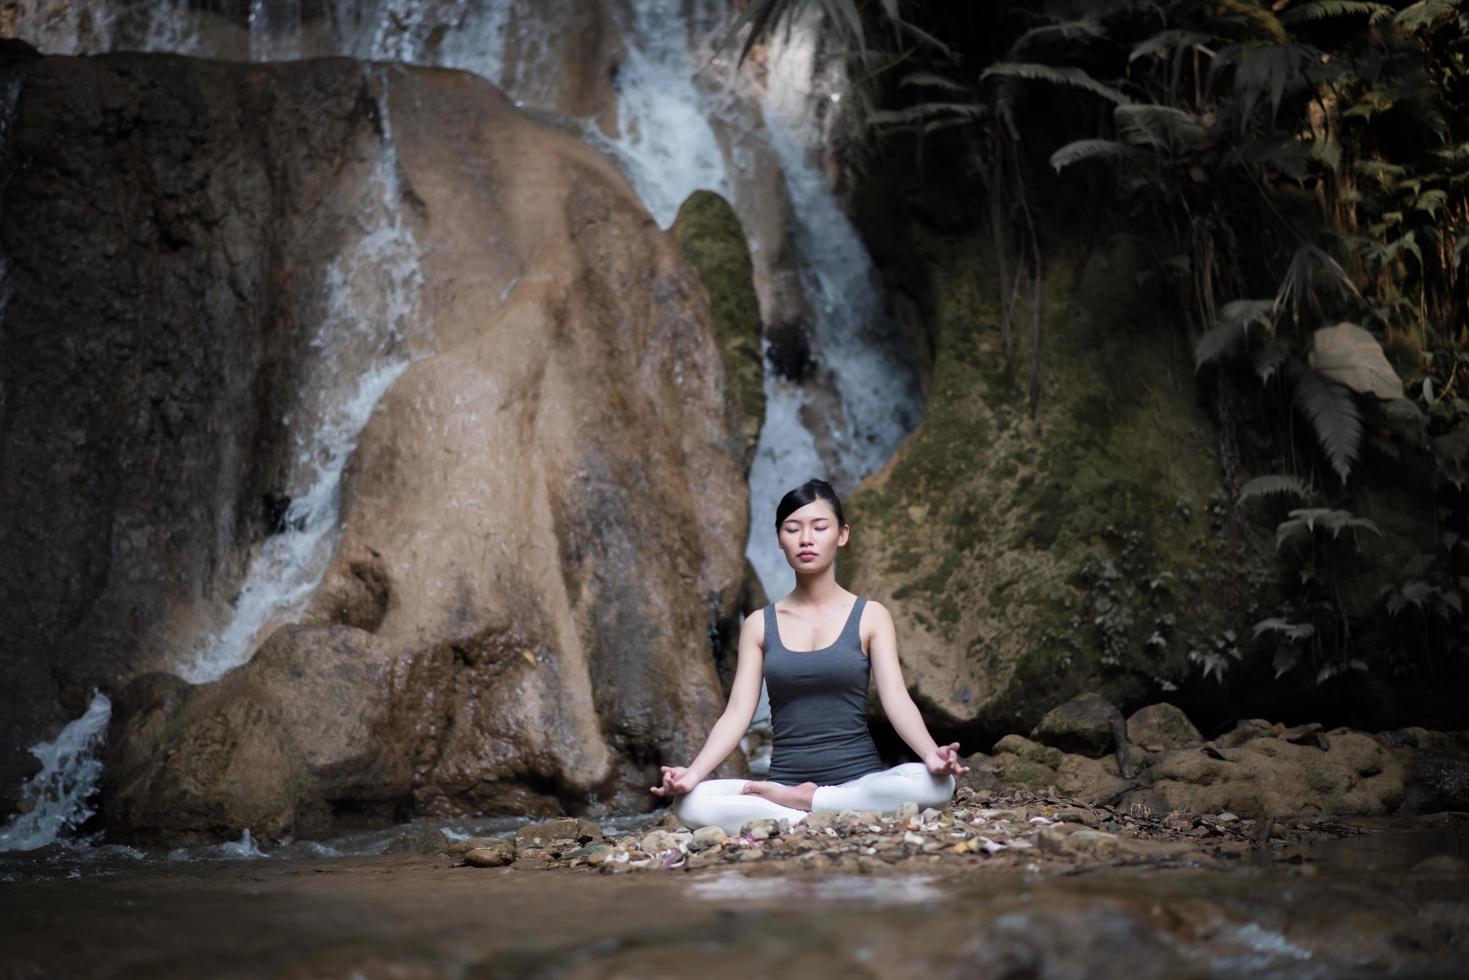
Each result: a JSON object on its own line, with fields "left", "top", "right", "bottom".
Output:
{"left": 784, "top": 500, "right": 839, "bottom": 522}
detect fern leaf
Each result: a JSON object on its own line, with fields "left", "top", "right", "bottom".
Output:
{"left": 982, "top": 62, "right": 1131, "bottom": 105}
{"left": 1129, "top": 30, "right": 1213, "bottom": 63}
{"left": 1253, "top": 617, "right": 1316, "bottom": 641}
{"left": 1219, "top": 298, "right": 1275, "bottom": 330}
{"left": 1279, "top": 2, "right": 1394, "bottom": 25}
{"left": 1050, "top": 139, "right": 1138, "bottom": 173}
{"left": 1273, "top": 244, "right": 1362, "bottom": 323}
{"left": 1239, "top": 475, "right": 1313, "bottom": 506}
{"left": 1292, "top": 370, "right": 1363, "bottom": 484}
{"left": 1114, "top": 103, "right": 1206, "bottom": 149}
{"left": 1194, "top": 323, "right": 1243, "bottom": 370}
{"left": 1011, "top": 17, "right": 1105, "bottom": 55}
{"left": 898, "top": 72, "right": 971, "bottom": 94}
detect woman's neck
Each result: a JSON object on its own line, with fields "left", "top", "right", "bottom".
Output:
{"left": 787, "top": 572, "right": 848, "bottom": 609}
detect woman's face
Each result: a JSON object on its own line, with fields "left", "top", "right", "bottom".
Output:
{"left": 777, "top": 500, "right": 849, "bottom": 573}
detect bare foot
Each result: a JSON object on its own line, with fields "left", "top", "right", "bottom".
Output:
{"left": 740, "top": 780, "right": 817, "bottom": 810}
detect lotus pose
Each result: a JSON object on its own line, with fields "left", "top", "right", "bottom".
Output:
{"left": 651, "top": 479, "right": 968, "bottom": 834}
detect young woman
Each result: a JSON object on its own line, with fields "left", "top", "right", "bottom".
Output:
{"left": 651, "top": 479, "right": 969, "bottom": 833}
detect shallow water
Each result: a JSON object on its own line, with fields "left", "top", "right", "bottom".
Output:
{"left": 2, "top": 820, "right": 1465, "bottom": 979}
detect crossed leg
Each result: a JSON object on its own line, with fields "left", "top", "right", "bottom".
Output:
{"left": 673, "top": 763, "right": 956, "bottom": 836}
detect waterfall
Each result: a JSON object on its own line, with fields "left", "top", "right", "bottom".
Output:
{"left": 0, "top": 692, "right": 111, "bottom": 852}
{"left": 178, "top": 66, "right": 425, "bottom": 683}
{"left": 6, "top": 0, "right": 923, "bottom": 798}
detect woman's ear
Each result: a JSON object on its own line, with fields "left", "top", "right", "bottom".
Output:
{"left": 838, "top": 523, "right": 851, "bottom": 546}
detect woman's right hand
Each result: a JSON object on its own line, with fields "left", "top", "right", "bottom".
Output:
{"left": 649, "top": 765, "right": 700, "bottom": 797}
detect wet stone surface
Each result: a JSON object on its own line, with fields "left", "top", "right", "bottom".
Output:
{"left": 481, "top": 786, "right": 1444, "bottom": 879}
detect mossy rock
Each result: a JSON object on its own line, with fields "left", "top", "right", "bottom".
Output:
{"left": 1125, "top": 703, "right": 1202, "bottom": 751}
{"left": 672, "top": 190, "right": 764, "bottom": 474}
{"left": 840, "top": 227, "right": 1267, "bottom": 734}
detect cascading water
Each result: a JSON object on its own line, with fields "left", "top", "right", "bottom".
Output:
{"left": 178, "top": 66, "right": 425, "bottom": 684}
{"left": 0, "top": 692, "right": 110, "bottom": 852}
{"left": 6, "top": 0, "right": 922, "bottom": 814}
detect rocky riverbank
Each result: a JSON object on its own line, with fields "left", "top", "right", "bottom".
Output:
{"left": 4, "top": 795, "right": 1463, "bottom": 978}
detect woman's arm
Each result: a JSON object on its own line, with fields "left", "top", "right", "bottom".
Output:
{"left": 650, "top": 611, "right": 765, "bottom": 796}
{"left": 867, "top": 600, "right": 969, "bottom": 777}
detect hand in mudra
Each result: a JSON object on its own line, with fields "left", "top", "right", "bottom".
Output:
{"left": 924, "top": 743, "right": 969, "bottom": 778}
{"left": 649, "top": 765, "right": 700, "bottom": 797}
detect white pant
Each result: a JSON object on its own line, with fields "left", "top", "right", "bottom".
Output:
{"left": 673, "top": 762, "right": 955, "bottom": 835}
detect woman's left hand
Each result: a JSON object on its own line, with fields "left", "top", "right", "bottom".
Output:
{"left": 923, "top": 742, "right": 969, "bottom": 778}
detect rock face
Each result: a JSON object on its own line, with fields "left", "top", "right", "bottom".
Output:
{"left": 839, "top": 228, "right": 1263, "bottom": 735}
{"left": 2, "top": 51, "right": 758, "bottom": 836}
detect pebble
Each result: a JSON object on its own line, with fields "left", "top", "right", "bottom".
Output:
{"left": 463, "top": 840, "right": 516, "bottom": 867}
{"left": 689, "top": 826, "right": 726, "bottom": 851}
{"left": 515, "top": 818, "right": 602, "bottom": 850}
{"left": 740, "top": 818, "right": 784, "bottom": 840}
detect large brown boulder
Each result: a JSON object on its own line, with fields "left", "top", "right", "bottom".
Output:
{"left": 2, "top": 51, "right": 756, "bottom": 838}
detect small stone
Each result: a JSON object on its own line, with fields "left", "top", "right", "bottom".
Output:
{"left": 919, "top": 807, "right": 941, "bottom": 823}
{"left": 894, "top": 802, "right": 920, "bottom": 823}
{"left": 445, "top": 836, "right": 504, "bottom": 857}
{"left": 463, "top": 839, "right": 516, "bottom": 867}
{"left": 1052, "top": 806, "right": 1099, "bottom": 827}
{"left": 740, "top": 818, "right": 781, "bottom": 840}
{"left": 689, "top": 826, "right": 726, "bottom": 851}
{"left": 639, "top": 829, "right": 689, "bottom": 855}
{"left": 801, "top": 811, "right": 840, "bottom": 833}
{"left": 836, "top": 810, "right": 881, "bottom": 835}
{"left": 902, "top": 831, "right": 925, "bottom": 847}
{"left": 516, "top": 818, "right": 602, "bottom": 850}
{"left": 561, "top": 843, "right": 611, "bottom": 862}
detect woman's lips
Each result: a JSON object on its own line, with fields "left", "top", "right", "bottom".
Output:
{"left": 798, "top": 552, "right": 817, "bottom": 560}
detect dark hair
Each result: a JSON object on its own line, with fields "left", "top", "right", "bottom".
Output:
{"left": 775, "top": 479, "right": 846, "bottom": 530}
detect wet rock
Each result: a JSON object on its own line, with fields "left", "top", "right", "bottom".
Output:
{"left": 689, "top": 826, "right": 726, "bottom": 851}
{"left": 739, "top": 818, "right": 784, "bottom": 841}
{"left": 516, "top": 819, "right": 601, "bottom": 850}
{"left": 990, "top": 734, "right": 1132, "bottom": 803}
{"left": 638, "top": 829, "right": 690, "bottom": 854}
{"left": 445, "top": 836, "right": 505, "bottom": 857}
{"left": 1031, "top": 693, "right": 1121, "bottom": 758}
{"left": 1218, "top": 719, "right": 1274, "bottom": 749}
{"left": 1124, "top": 732, "right": 1405, "bottom": 817}
{"left": 1125, "top": 703, "right": 1202, "bottom": 752}
{"left": 384, "top": 825, "right": 449, "bottom": 855}
{"left": 463, "top": 840, "right": 517, "bottom": 868}
{"left": 800, "top": 811, "right": 840, "bottom": 833}
{"left": 835, "top": 810, "right": 882, "bottom": 835}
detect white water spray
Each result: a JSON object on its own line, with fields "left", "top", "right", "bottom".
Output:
{"left": 0, "top": 692, "right": 111, "bottom": 852}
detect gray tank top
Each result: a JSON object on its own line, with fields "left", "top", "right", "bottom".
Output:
{"left": 762, "top": 596, "right": 886, "bottom": 786}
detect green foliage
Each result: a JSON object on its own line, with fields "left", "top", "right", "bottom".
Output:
{"left": 733, "top": 0, "right": 1469, "bottom": 700}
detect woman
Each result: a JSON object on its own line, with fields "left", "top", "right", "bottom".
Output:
{"left": 651, "top": 479, "right": 969, "bottom": 834}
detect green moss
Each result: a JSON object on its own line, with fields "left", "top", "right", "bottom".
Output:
{"left": 844, "top": 221, "right": 1268, "bottom": 731}
{"left": 672, "top": 190, "right": 764, "bottom": 470}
